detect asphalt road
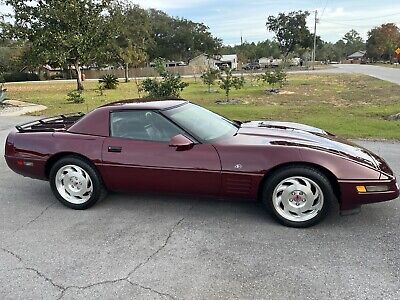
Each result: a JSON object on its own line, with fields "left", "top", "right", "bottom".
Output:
{"left": 1, "top": 116, "right": 400, "bottom": 300}
{"left": 298, "top": 64, "right": 400, "bottom": 85}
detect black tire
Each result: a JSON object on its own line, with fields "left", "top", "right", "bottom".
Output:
{"left": 262, "top": 165, "right": 334, "bottom": 228}
{"left": 49, "top": 156, "right": 107, "bottom": 210}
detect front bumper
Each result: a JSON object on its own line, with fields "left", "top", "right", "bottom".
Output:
{"left": 338, "top": 177, "right": 399, "bottom": 211}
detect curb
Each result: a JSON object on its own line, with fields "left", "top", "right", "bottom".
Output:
{"left": 0, "top": 100, "right": 47, "bottom": 117}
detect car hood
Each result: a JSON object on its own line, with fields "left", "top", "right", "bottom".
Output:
{"left": 234, "top": 121, "right": 386, "bottom": 171}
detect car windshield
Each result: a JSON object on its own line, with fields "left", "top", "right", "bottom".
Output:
{"left": 163, "top": 103, "right": 238, "bottom": 142}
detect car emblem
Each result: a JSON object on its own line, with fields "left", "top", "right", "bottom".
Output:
{"left": 234, "top": 164, "right": 243, "bottom": 169}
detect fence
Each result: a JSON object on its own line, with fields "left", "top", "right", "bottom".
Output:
{"left": 82, "top": 66, "right": 197, "bottom": 80}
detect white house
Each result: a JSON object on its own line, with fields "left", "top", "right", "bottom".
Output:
{"left": 189, "top": 54, "right": 238, "bottom": 70}
{"left": 216, "top": 54, "right": 238, "bottom": 70}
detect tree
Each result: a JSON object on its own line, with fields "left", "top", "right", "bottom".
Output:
{"left": 4, "top": 0, "right": 113, "bottom": 90}
{"left": 266, "top": 11, "right": 313, "bottom": 58}
{"left": 367, "top": 23, "right": 400, "bottom": 62}
{"left": 221, "top": 40, "right": 281, "bottom": 63}
{"left": 140, "top": 58, "right": 189, "bottom": 98}
{"left": 147, "top": 9, "right": 222, "bottom": 62}
{"left": 109, "top": 3, "right": 151, "bottom": 83}
{"left": 219, "top": 68, "right": 245, "bottom": 100}
{"left": 201, "top": 68, "right": 220, "bottom": 92}
{"left": 343, "top": 29, "right": 365, "bottom": 56}
{"left": 259, "top": 67, "right": 287, "bottom": 89}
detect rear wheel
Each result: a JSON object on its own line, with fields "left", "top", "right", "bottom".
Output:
{"left": 262, "top": 166, "right": 334, "bottom": 228}
{"left": 49, "top": 156, "right": 106, "bottom": 209}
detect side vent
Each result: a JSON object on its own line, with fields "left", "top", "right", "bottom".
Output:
{"left": 224, "top": 174, "right": 253, "bottom": 195}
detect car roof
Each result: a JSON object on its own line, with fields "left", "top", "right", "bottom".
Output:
{"left": 101, "top": 99, "right": 188, "bottom": 110}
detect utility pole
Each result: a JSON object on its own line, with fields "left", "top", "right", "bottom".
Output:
{"left": 312, "top": 10, "right": 317, "bottom": 70}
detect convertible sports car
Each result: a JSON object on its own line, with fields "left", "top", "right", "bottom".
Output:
{"left": 4, "top": 100, "right": 399, "bottom": 227}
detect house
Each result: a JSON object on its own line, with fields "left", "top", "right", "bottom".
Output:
{"left": 215, "top": 54, "right": 238, "bottom": 70}
{"left": 347, "top": 51, "right": 367, "bottom": 63}
{"left": 149, "top": 61, "right": 186, "bottom": 68}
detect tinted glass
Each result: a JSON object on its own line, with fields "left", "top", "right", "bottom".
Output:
{"left": 163, "top": 103, "right": 237, "bottom": 142}
{"left": 110, "top": 110, "right": 184, "bottom": 142}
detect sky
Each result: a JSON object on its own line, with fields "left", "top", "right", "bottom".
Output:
{"left": 1, "top": 0, "right": 399, "bottom": 45}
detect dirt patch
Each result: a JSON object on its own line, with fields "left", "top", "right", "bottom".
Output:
{"left": 215, "top": 99, "right": 245, "bottom": 105}
{"left": 265, "top": 89, "right": 295, "bottom": 95}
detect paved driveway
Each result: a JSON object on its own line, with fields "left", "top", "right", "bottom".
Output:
{"left": 1, "top": 117, "right": 400, "bottom": 300}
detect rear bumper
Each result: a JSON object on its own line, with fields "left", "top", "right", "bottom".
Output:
{"left": 338, "top": 178, "right": 399, "bottom": 211}
{"left": 4, "top": 155, "right": 47, "bottom": 180}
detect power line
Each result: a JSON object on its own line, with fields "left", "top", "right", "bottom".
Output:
{"left": 320, "top": 0, "right": 328, "bottom": 19}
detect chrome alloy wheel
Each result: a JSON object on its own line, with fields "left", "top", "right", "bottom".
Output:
{"left": 272, "top": 176, "right": 324, "bottom": 222}
{"left": 55, "top": 164, "right": 93, "bottom": 204}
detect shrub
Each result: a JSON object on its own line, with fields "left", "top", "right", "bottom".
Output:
{"left": 140, "top": 58, "right": 189, "bottom": 98}
{"left": 66, "top": 90, "right": 85, "bottom": 103}
{"left": 95, "top": 83, "right": 105, "bottom": 96}
{"left": 99, "top": 74, "right": 119, "bottom": 89}
{"left": 201, "top": 68, "right": 220, "bottom": 92}
{"left": 50, "top": 73, "right": 65, "bottom": 80}
{"left": 259, "top": 67, "right": 287, "bottom": 88}
{"left": 219, "top": 68, "right": 245, "bottom": 100}
{"left": 3, "top": 72, "right": 40, "bottom": 82}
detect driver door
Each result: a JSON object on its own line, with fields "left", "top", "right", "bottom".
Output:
{"left": 101, "top": 110, "right": 221, "bottom": 195}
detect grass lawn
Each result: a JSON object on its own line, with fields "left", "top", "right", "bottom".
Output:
{"left": 3, "top": 73, "right": 400, "bottom": 140}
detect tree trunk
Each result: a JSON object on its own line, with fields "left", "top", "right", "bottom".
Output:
{"left": 74, "top": 61, "right": 84, "bottom": 91}
{"left": 125, "top": 62, "right": 129, "bottom": 83}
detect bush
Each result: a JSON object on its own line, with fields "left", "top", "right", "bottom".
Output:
{"left": 140, "top": 58, "right": 189, "bottom": 98}
{"left": 50, "top": 73, "right": 65, "bottom": 80}
{"left": 99, "top": 74, "right": 119, "bottom": 89}
{"left": 219, "top": 68, "right": 245, "bottom": 100}
{"left": 259, "top": 67, "right": 287, "bottom": 88}
{"left": 3, "top": 72, "right": 40, "bottom": 83}
{"left": 201, "top": 68, "right": 220, "bottom": 92}
{"left": 66, "top": 90, "right": 85, "bottom": 103}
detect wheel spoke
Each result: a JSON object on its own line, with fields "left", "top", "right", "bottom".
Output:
{"left": 55, "top": 164, "right": 94, "bottom": 205}
{"left": 271, "top": 176, "right": 325, "bottom": 223}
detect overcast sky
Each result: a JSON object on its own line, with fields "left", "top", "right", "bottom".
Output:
{"left": 1, "top": 0, "right": 399, "bottom": 45}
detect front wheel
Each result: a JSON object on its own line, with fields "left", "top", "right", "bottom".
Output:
{"left": 262, "top": 166, "right": 334, "bottom": 228}
{"left": 49, "top": 156, "right": 106, "bottom": 209}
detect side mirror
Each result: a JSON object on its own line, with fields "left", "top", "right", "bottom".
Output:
{"left": 169, "top": 134, "right": 195, "bottom": 151}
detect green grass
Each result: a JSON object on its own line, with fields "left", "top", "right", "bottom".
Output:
{"left": 4, "top": 73, "right": 400, "bottom": 140}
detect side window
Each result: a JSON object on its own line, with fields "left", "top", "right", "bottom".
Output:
{"left": 110, "top": 110, "right": 185, "bottom": 142}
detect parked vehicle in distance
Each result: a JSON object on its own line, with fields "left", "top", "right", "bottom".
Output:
{"left": 243, "top": 62, "right": 261, "bottom": 70}
{"left": 5, "top": 100, "right": 399, "bottom": 227}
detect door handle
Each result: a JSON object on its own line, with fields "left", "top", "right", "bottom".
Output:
{"left": 108, "top": 146, "right": 122, "bottom": 153}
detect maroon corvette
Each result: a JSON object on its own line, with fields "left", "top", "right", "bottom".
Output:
{"left": 4, "top": 100, "right": 399, "bottom": 227}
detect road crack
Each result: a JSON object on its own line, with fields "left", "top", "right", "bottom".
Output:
{"left": 127, "top": 279, "right": 177, "bottom": 300}
{"left": 16, "top": 267, "right": 66, "bottom": 290}
{"left": 56, "top": 216, "right": 186, "bottom": 299}
{"left": 1, "top": 247, "right": 22, "bottom": 262}
{"left": 3, "top": 206, "right": 192, "bottom": 300}
{"left": 14, "top": 203, "right": 55, "bottom": 233}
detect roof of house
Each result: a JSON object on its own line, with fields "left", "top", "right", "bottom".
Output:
{"left": 220, "top": 54, "right": 237, "bottom": 61}
{"left": 348, "top": 50, "right": 367, "bottom": 59}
